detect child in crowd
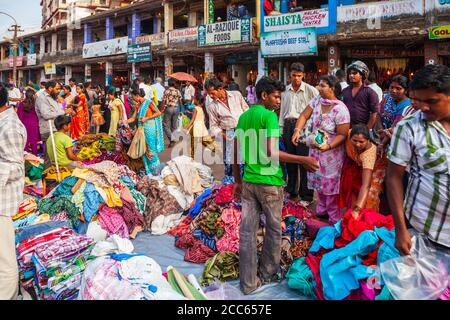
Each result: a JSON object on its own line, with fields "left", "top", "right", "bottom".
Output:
{"left": 91, "top": 97, "right": 105, "bottom": 134}
{"left": 46, "top": 115, "right": 83, "bottom": 169}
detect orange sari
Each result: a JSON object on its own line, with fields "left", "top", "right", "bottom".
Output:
{"left": 71, "top": 93, "right": 89, "bottom": 139}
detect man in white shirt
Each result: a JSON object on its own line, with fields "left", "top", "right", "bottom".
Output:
{"left": 7, "top": 83, "right": 22, "bottom": 108}
{"left": 69, "top": 78, "right": 77, "bottom": 96}
{"left": 335, "top": 69, "right": 349, "bottom": 91}
{"left": 183, "top": 81, "right": 196, "bottom": 105}
{"left": 366, "top": 71, "right": 383, "bottom": 104}
{"left": 280, "top": 62, "right": 319, "bottom": 203}
{"left": 151, "top": 77, "right": 166, "bottom": 107}
{"left": 136, "top": 77, "right": 153, "bottom": 101}
{"left": 205, "top": 77, "right": 249, "bottom": 180}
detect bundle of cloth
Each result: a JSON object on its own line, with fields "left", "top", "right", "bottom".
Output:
{"left": 35, "top": 161, "right": 146, "bottom": 241}
{"left": 15, "top": 223, "right": 94, "bottom": 300}
{"left": 135, "top": 156, "right": 214, "bottom": 235}
{"left": 286, "top": 208, "right": 400, "bottom": 300}
{"left": 168, "top": 184, "right": 315, "bottom": 284}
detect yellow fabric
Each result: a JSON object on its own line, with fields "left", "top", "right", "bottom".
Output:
{"left": 152, "top": 87, "right": 159, "bottom": 106}
{"left": 43, "top": 166, "right": 73, "bottom": 181}
{"left": 95, "top": 186, "right": 123, "bottom": 208}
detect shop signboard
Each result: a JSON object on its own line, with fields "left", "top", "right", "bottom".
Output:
{"left": 260, "top": 28, "right": 317, "bottom": 57}
{"left": 169, "top": 27, "right": 198, "bottom": 44}
{"left": 82, "top": 37, "right": 128, "bottom": 59}
{"left": 429, "top": 25, "right": 450, "bottom": 39}
{"left": 27, "top": 53, "right": 37, "bottom": 66}
{"left": 337, "top": 0, "right": 424, "bottom": 23}
{"left": 9, "top": 56, "right": 23, "bottom": 68}
{"left": 136, "top": 33, "right": 165, "bottom": 47}
{"left": 44, "top": 63, "right": 56, "bottom": 75}
{"left": 127, "top": 43, "right": 152, "bottom": 63}
{"left": 198, "top": 18, "right": 251, "bottom": 47}
{"left": 263, "top": 8, "right": 329, "bottom": 33}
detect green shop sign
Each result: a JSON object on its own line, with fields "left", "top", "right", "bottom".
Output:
{"left": 127, "top": 43, "right": 152, "bottom": 63}
{"left": 429, "top": 26, "right": 450, "bottom": 39}
{"left": 198, "top": 18, "right": 251, "bottom": 47}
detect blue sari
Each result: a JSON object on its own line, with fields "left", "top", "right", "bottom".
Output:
{"left": 381, "top": 94, "right": 412, "bottom": 129}
{"left": 137, "top": 99, "right": 165, "bottom": 174}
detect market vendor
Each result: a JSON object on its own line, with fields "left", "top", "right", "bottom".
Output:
{"left": 386, "top": 64, "right": 450, "bottom": 256}
{"left": 46, "top": 115, "right": 83, "bottom": 169}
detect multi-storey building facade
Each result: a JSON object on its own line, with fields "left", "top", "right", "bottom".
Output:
{"left": 0, "top": 0, "right": 449, "bottom": 91}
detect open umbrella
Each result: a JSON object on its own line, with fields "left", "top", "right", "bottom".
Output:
{"left": 168, "top": 72, "right": 198, "bottom": 83}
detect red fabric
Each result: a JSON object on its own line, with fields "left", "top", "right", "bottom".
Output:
{"left": 175, "top": 233, "right": 196, "bottom": 250}
{"left": 335, "top": 208, "right": 395, "bottom": 248}
{"left": 167, "top": 216, "right": 192, "bottom": 237}
{"left": 175, "top": 233, "right": 216, "bottom": 264}
{"left": 338, "top": 159, "right": 362, "bottom": 209}
{"left": 215, "top": 184, "right": 235, "bottom": 204}
{"left": 306, "top": 253, "right": 324, "bottom": 300}
{"left": 282, "top": 202, "right": 313, "bottom": 220}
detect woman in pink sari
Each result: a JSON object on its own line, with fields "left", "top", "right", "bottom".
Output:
{"left": 291, "top": 75, "right": 351, "bottom": 223}
{"left": 16, "top": 89, "right": 41, "bottom": 155}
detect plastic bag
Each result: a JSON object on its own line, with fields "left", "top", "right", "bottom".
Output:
{"left": 380, "top": 233, "right": 450, "bottom": 300}
{"left": 127, "top": 126, "right": 146, "bottom": 159}
{"left": 203, "top": 281, "right": 244, "bottom": 300}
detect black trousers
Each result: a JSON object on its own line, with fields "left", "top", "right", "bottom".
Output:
{"left": 283, "top": 118, "right": 314, "bottom": 201}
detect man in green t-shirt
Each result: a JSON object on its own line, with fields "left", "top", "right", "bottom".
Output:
{"left": 46, "top": 115, "right": 82, "bottom": 169}
{"left": 233, "top": 76, "right": 319, "bottom": 295}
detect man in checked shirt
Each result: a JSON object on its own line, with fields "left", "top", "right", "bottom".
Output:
{"left": 0, "top": 85, "right": 26, "bottom": 299}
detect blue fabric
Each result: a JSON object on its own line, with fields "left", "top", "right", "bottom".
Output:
{"left": 120, "top": 176, "right": 135, "bottom": 189}
{"left": 381, "top": 93, "right": 412, "bottom": 129}
{"left": 187, "top": 188, "right": 212, "bottom": 219}
{"left": 375, "top": 227, "right": 400, "bottom": 265}
{"left": 309, "top": 221, "right": 342, "bottom": 253}
{"left": 192, "top": 229, "right": 217, "bottom": 251}
{"left": 15, "top": 221, "right": 71, "bottom": 244}
{"left": 110, "top": 253, "right": 145, "bottom": 261}
{"left": 53, "top": 176, "right": 78, "bottom": 196}
{"left": 138, "top": 99, "right": 165, "bottom": 175}
{"left": 320, "top": 230, "right": 379, "bottom": 300}
{"left": 83, "top": 183, "right": 105, "bottom": 222}
{"left": 13, "top": 214, "right": 38, "bottom": 229}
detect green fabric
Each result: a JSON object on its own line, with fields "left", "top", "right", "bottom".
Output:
{"left": 375, "top": 285, "right": 394, "bottom": 300}
{"left": 71, "top": 181, "right": 87, "bottom": 215}
{"left": 46, "top": 132, "right": 74, "bottom": 167}
{"left": 235, "top": 105, "right": 284, "bottom": 186}
{"left": 26, "top": 163, "right": 44, "bottom": 181}
{"left": 130, "top": 189, "right": 146, "bottom": 215}
{"left": 167, "top": 268, "right": 207, "bottom": 300}
{"left": 38, "top": 196, "right": 80, "bottom": 226}
{"left": 286, "top": 257, "right": 316, "bottom": 299}
{"left": 200, "top": 252, "right": 239, "bottom": 286}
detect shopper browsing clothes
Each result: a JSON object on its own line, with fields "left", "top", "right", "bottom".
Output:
{"left": 233, "top": 76, "right": 318, "bottom": 295}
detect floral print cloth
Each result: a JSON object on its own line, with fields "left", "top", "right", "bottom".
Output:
{"left": 307, "top": 97, "right": 350, "bottom": 195}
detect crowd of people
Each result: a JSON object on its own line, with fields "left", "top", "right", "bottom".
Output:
{"left": 0, "top": 61, "right": 448, "bottom": 299}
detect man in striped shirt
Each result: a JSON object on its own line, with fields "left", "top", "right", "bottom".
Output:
{"left": 386, "top": 64, "right": 450, "bottom": 255}
{"left": 0, "top": 85, "right": 26, "bottom": 299}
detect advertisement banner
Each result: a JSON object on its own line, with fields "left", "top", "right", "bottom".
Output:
{"left": 169, "top": 27, "right": 198, "bottom": 44}
{"left": 260, "top": 28, "right": 317, "bottom": 57}
{"left": 127, "top": 43, "right": 152, "bottom": 63}
{"left": 27, "top": 53, "right": 37, "bottom": 66}
{"left": 429, "top": 25, "right": 450, "bottom": 39}
{"left": 136, "top": 33, "right": 165, "bottom": 47}
{"left": 9, "top": 56, "right": 23, "bottom": 68}
{"left": 263, "top": 8, "right": 329, "bottom": 33}
{"left": 198, "top": 18, "right": 251, "bottom": 47}
{"left": 82, "top": 37, "right": 128, "bottom": 59}
{"left": 44, "top": 63, "right": 56, "bottom": 75}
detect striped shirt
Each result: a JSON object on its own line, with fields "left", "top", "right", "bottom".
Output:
{"left": 0, "top": 107, "right": 26, "bottom": 217}
{"left": 388, "top": 111, "right": 450, "bottom": 247}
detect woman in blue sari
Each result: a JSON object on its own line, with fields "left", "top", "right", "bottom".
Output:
{"left": 126, "top": 88, "right": 164, "bottom": 174}
{"left": 379, "top": 75, "right": 411, "bottom": 130}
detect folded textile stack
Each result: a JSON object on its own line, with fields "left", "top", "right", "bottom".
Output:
{"left": 36, "top": 161, "right": 146, "bottom": 240}
{"left": 15, "top": 225, "right": 94, "bottom": 300}
{"left": 286, "top": 208, "right": 399, "bottom": 300}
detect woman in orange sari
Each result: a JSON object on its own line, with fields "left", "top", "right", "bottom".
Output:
{"left": 70, "top": 83, "right": 89, "bottom": 139}
{"left": 338, "top": 124, "right": 387, "bottom": 216}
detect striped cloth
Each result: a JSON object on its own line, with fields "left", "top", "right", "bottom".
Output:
{"left": 388, "top": 111, "right": 450, "bottom": 247}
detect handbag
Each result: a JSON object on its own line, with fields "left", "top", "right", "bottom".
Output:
{"left": 127, "top": 126, "right": 147, "bottom": 159}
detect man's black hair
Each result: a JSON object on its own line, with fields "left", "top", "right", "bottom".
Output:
{"left": 54, "top": 115, "right": 72, "bottom": 130}
{"left": 290, "top": 62, "right": 305, "bottom": 73}
{"left": 168, "top": 78, "right": 177, "bottom": 87}
{"left": 367, "top": 71, "right": 377, "bottom": 83}
{"left": 45, "top": 81, "right": 57, "bottom": 90}
{"left": 335, "top": 69, "right": 346, "bottom": 79}
{"left": 255, "top": 76, "right": 285, "bottom": 100}
{"left": 204, "top": 78, "right": 223, "bottom": 91}
{"left": 69, "top": 78, "right": 76, "bottom": 83}
{"left": 0, "top": 85, "right": 8, "bottom": 106}
{"left": 410, "top": 64, "right": 450, "bottom": 95}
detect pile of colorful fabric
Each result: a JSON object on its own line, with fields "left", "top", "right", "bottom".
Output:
{"left": 135, "top": 156, "right": 214, "bottom": 235}
{"left": 35, "top": 161, "right": 145, "bottom": 240}
{"left": 15, "top": 223, "right": 94, "bottom": 300}
{"left": 168, "top": 184, "right": 315, "bottom": 284}
{"left": 286, "top": 208, "right": 399, "bottom": 300}
{"left": 76, "top": 134, "right": 116, "bottom": 161}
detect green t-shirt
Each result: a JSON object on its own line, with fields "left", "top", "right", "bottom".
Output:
{"left": 235, "top": 104, "right": 284, "bottom": 186}
{"left": 46, "top": 132, "right": 74, "bottom": 167}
